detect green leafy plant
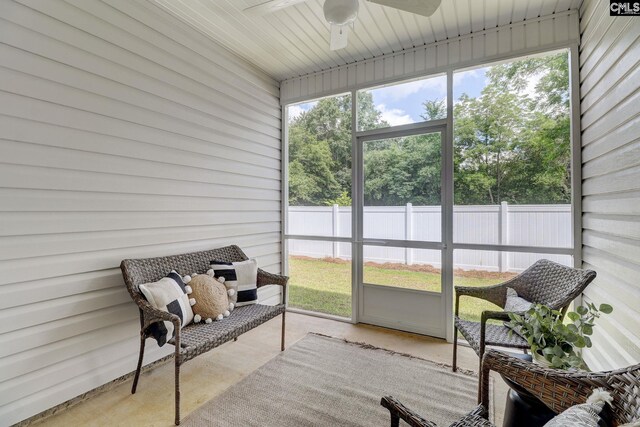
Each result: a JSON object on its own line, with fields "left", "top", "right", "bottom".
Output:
{"left": 507, "top": 302, "right": 613, "bottom": 369}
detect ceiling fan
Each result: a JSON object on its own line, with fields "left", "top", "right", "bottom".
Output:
{"left": 243, "top": 0, "right": 442, "bottom": 51}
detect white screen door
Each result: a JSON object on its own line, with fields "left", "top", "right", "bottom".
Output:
{"left": 355, "top": 125, "right": 447, "bottom": 337}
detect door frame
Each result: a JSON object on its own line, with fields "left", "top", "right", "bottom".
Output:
{"left": 353, "top": 120, "right": 451, "bottom": 338}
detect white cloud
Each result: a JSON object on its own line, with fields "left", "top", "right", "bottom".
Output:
{"left": 453, "top": 68, "right": 483, "bottom": 88}
{"left": 288, "top": 105, "right": 305, "bottom": 120}
{"left": 287, "top": 101, "right": 318, "bottom": 121}
{"left": 373, "top": 76, "right": 447, "bottom": 102}
{"left": 377, "top": 104, "right": 413, "bottom": 126}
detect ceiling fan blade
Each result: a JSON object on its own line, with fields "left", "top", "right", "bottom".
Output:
{"left": 367, "top": 0, "right": 442, "bottom": 17}
{"left": 330, "top": 24, "right": 349, "bottom": 51}
{"left": 243, "top": 0, "right": 308, "bottom": 15}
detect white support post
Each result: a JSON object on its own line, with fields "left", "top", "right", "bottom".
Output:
{"left": 499, "top": 201, "right": 509, "bottom": 272}
{"left": 332, "top": 204, "right": 339, "bottom": 259}
{"left": 405, "top": 203, "right": 413, "bottom": 265}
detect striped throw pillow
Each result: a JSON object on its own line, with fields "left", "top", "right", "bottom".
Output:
{"left": 139, "top": 271, "right": 194, "bottom": 346}
{"left": 210, "top": 259, "right": 258, "bottom": 307}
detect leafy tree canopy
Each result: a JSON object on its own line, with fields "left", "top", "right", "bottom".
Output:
{"left": 287, "top": 52, "right": 571, "bottom": 207}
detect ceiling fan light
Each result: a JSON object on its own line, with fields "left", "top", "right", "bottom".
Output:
{"left": 323, "top": 0, "right": 359, "bottom": 25}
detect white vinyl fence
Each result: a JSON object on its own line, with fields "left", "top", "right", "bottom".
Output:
{"left": 288, "top": 203, "right": 572, "bottom": 272}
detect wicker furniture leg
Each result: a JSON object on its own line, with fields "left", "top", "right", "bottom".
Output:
{"left": 132, "top": 334, "right": 146, "bottom": 394}
{"left": 281, "top": 312, "right": 286, "bottom": 351}
{"left": 174, "top": 343, "right": 181, "bottom": 425}
{"left": 477, "top": 313, "right": 487, "bottom": 403}
{"left": 390, "top": 412, "right": 400, "bottom": 427}
{"left": 452, "top": 325, "right": 459, "bottom": 372}
{"left": 452, "top": 291, "right": 461, "bottom": 372}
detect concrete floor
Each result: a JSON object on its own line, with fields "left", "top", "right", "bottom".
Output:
{"left": 33, "top": 313, "right": 508, "bottom": 426}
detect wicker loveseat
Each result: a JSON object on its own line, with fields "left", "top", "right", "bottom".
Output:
{"left": 121, "top": 245, "right": 288, "bottom": 425}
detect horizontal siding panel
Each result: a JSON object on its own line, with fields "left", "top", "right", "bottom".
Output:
{"left": 581, "top": 294, "right": 639, "bottom": 367}
{"left": 0, "top": 92, "right": 281, "bottom": 165}
{"left": 580, "top": 24, "right": 640, "bottom": 117}
{"left": 0, "top": 0, "right": 282, "bottom": 424}
{"left": 0, "top": 189, "right": 280, "bottom": 213}
{"left": 0, "top": 115, "right": 280, "bottom": 172}
{"left": 582, "top": 164, "right": 640, "bottom": 196}
{"left": 582, "top": 263, "right": 640, "bottom": 320}
{"left": 0, "top": 270, "right": 123, "bottom": 310}
{"left": 0, "top": 139, "right": 280, "bottom": 191}
{"left": 118, "top": 0, "right": 279, "bottom": 97}
{"left": 582, "top": 191, "right": 640, "bottom": 215}
{"left": 0, "top": 163, "right": 280, "bottom": 201}
{"left": 582, "top": 121, "right": 640, "bottom": 169}
{"left": 6, "top": 0, "right": 279, "bottom": 110}
{"left": 0, "top": 42, "right": 280, "bottom": 134}
{"left": 0, "top": 69, "right": 281, "bottom": 151}
{"left": 0, "top": 214, "right": 276, "bottom": 238}
{"left": 579, "top": 0, "right": 640, "bottom": 370}
{"left": 3, "top": 283, "right": 282, "bottom": 385}
{"left": 583, "top": 214, "right": 640, "bottom": 240}
{"left": 0, "top": 237, "right": 282, "bottom": 287}
{"left": 0, "top": 337, "right": 170, "bottom": 423}
{"left": 0, "top": 335, "right": 161, "bottom": 408}
{"left": 0, "top": 224, "right": 281, "bottom": 261}
{"left": 0, "top": 288, "right": 130, "bottom": 335}
{"left": 0, "top": 305, "right": 137, "bottom": 359}
{"left": 581, "top": 84, "right": 640, "bottom": 142}
{"left": 0, "top": 320, "right": 143, "bottom": 384}
{"left": 280, "top": 11, "right": 580, "bottom": 104}
{"left": 583, "top": 231, "right": 640, "bottom": 265}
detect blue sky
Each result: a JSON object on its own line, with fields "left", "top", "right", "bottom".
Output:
{"left": 288, "top": 67, "right": 489, "bottom": 126}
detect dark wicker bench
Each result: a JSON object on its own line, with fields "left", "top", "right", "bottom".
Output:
{"left": 121, "top": 245, "right": 288, "bottom": 425}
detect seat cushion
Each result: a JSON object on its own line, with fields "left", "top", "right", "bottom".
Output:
{"left": 172, "top": 303, "right": 285, "bottom": 358}
{"left": 455, "top": 318, "right": 529, "bottom": 355}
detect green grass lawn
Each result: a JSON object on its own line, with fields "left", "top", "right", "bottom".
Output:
{"left": 288, "top": 256, "right": 512, "bottom": 322}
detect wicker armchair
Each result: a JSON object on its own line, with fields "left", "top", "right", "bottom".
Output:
{"left": 480, "top": 350, "right": 640, "bottom": 424}
{"left": 381, "top": 349, "right": 640, "bottom": 426}
{"left": 121, "top": 245, "right": 288, "bottom": 425}
{"left": 453, "top": 259, "right": 596, "bottom": 399}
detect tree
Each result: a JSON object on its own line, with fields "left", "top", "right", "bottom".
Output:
{"left": 364, "top": 133, "right": 441, "bottom": 206}
{"left": 453, "top": 52, "right": 571, "bottom": 205}
{"left": 287, "top": 126, "right": 340, "bottom": 205}
{"left": 288, "top": 91, "right": 386, "bottom": 205}
{"left": 287, "top": 51, "right": 571, "bottom": 207}
{"left": 421, "top": 99, "right": 446, "bottom": 121}
{"left": 453, "top": 87, "right": 526, "bottom": 204}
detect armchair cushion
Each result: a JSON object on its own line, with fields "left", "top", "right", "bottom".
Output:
{"left": 503, "top": 288, "right": 532, "bottom": 312}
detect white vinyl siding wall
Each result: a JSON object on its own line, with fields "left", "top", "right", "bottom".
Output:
{"left": 280, "top": 11, "right": 580, "bottom": 104}
{"left": 579, "top": 0, "right": 640, "bottom": 370}
{"left": 0, "top": 0, "right": 281, "bottom": 425}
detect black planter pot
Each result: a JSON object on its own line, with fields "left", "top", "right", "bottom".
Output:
{"left": 501, "top": 380, "right": 556, "bottom": 427}
{"left": 500, "top": 353, "right": 556, "bottom": 427}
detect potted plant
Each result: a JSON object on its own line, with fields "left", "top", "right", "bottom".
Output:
{"left": 506, "top": 302, "right": 613, "bottom": 370}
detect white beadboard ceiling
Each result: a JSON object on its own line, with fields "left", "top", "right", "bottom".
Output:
{"left": 151, "top": 0, "right": 583, "bottom": 81}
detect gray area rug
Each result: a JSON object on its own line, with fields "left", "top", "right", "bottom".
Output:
{"left": 183, "top": 333, "right": 490, "bottom": 426}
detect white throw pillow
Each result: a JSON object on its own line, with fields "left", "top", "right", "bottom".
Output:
{"left": 139, "top": 271, "right": 195, "bottom": 346}
{"left": 544, "top": 389, "right": 613, "bottom": 427}
{"left": 210, "top": 259, "right": 258, "bottom": 307}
